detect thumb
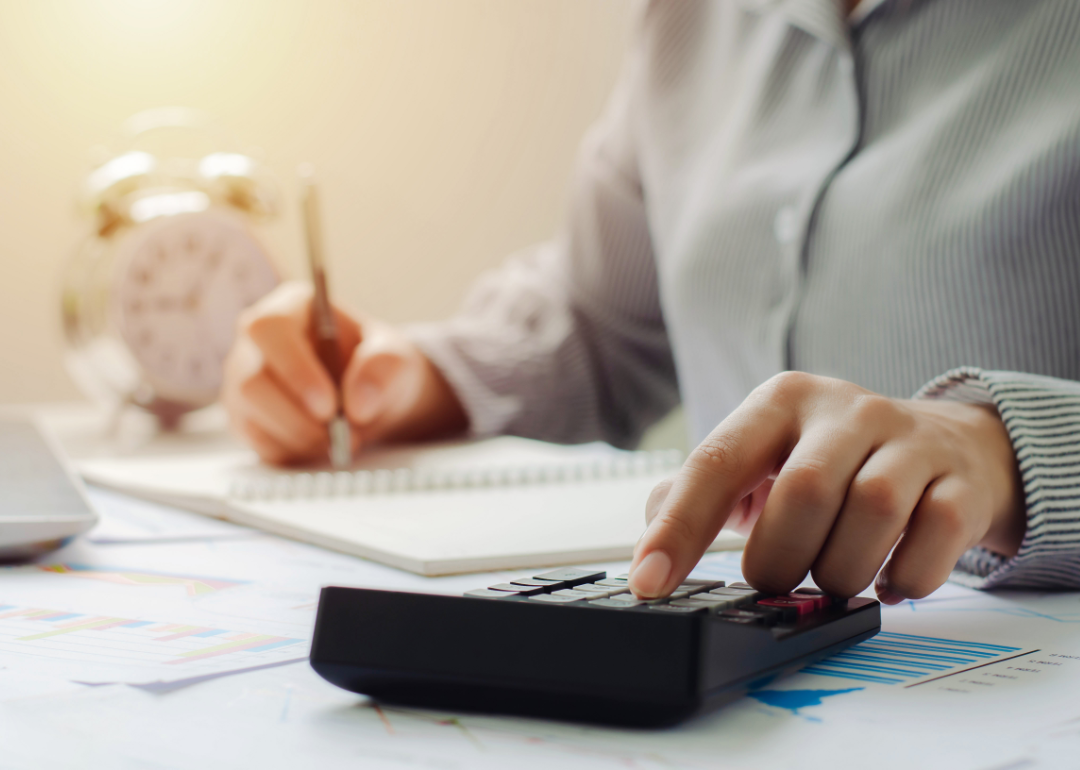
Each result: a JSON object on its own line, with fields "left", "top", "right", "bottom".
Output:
{"left": 341, "top": 318, "right": 424, "bottom": 435}
{"left": 343, "top": 347, "right": 406, "bottom": 427}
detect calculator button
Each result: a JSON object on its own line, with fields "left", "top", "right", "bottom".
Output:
{"left": 573, "top": 583, "right": 614, "bottom": 593}
{"left": 716, "top": 612, "right": 763, "bottom": 625}
{"left": 752, "top": 605, "right": 786, "bottom": 623}
{"left": 706, "top": 598, "right": 747, "bottom": 610}
{"left": 786, "top": 594, "right": 821, "bottom": 611}
{"left": 605, "top": 592, "right": 641, "bottom": 603}
{"left": 752, "top": 601, "right": 795, "bottom": 621}
{"left": 757, "top": 596, "right": 817, "bottom": 616}
{"left": 793, "top": 587, "right": 833, "bottom": 609}
{"left": 588, "top": 598, "right": 644, "bottom": 608}
{"left": 596, "top": 578, "right": 629, "bottom": 587}
{"left": 488, "top": 583, "right": 545, "bottom": 595}
{"left": 649, "top": 604, "right": 706, "bottom": 614}
{"left": 533, "top": 569, "right": 606, "bottom": 586}
{"left": 710, "top": 586, "right": 758, "bottom": 595}
{"left": 719, "top": 586, "right": 761, "bottom": 597}
{"left": 707, "top": 588, "right": 756, "bottom": 605}
{"left": 724, "top": 585, "right": 764, "bottom": 598}
{"left": 510, "top": 578, "right": 563, "bottom": 588}
{"left": 674, "top": 584, "right": 713, "bottom": 595}
{"left": 529, "top": 593, "right": 586, "bottom": 604}
{"left": 686, "top": 592, "right": 734, "bottom": 602}
{"left": 464, "top": 588, "right": 520, "bottom": 599}
{"left": 682, "top": 579, "right": 726, "bottom": 589}
{"left": 552, "top": 589, "right": 599, "bottom": 600}
{"left": 679, "top": 595, "right": 742, "bottom": 609}
{"left": 669, "top": 598, "right": 714, "bottom": 607}
{"left": 717, "top": 608, "right": 774, "bottom": 625}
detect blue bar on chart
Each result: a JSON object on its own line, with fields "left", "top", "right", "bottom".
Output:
{"left": 802, "top": 631, "right": 1023, "bottom": 685}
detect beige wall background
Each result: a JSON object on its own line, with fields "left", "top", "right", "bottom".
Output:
{"left": 0, "top": 0, "right": 633, "bottom": 402}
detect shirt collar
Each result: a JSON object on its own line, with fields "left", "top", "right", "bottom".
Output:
{"left": 775, "top": 0, "right": 851, "bottom": 51}
{"left": 734, "top": 0, "right": 891, "bottom": 51}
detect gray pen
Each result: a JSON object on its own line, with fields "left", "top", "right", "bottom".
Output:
{"left": 299, "top": 165, "right": 351, "bottom": 468}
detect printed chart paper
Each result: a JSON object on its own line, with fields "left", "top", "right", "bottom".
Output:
{"left": 0, "top": 602, "right": 305, "bottom": 686}
{"left": 5, "top": 491, "right": 1080, "bottom": 770}
{"left": 0, "top": 563, "right": 308, "bottom": 686}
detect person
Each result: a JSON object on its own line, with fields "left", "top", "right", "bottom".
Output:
{"left": 223, "top": 0, "right": 1080, "bottom": 604}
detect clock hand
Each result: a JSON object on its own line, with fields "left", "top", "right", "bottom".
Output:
{"left": 183, "top": 248, "right": 226, "bottom": 312}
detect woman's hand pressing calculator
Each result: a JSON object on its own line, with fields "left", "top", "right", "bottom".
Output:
{"left": 310, "top": 567, "right": 880, "bottom": 726}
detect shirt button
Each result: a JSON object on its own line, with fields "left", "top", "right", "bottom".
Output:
{"left": 773, "top": 206, "right": 799, "bottom": 245}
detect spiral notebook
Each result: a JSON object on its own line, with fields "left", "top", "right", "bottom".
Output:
{"left": 77, "top": 437, "right": 745, "bottom": 576}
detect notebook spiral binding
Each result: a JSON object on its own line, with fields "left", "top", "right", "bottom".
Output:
{"left": 227, "top": 448, "right": 684, "bottom": 502}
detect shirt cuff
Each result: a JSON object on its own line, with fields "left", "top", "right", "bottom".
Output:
{"left": 915, "top": 366, "right": 1080, "bottom": 590}
{"left": 404, "top": 321, "right": 522, "bottom": 439}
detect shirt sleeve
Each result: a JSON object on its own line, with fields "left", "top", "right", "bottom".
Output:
{"left": 406, "top": 36, "right": 679, "bottom": 449}
{"left": 915, "top": 366, "right": 1080, "bottom": 589}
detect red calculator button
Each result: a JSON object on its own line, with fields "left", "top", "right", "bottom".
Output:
{"left": 757, "top": 596, "right": 817, "bottom": 616}
{"left": 792, "top": 588, "right": 832, "bottom": 610}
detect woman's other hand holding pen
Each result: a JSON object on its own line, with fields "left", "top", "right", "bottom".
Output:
{"left": 222, "top": 282, "right": 468, "bottom": 465}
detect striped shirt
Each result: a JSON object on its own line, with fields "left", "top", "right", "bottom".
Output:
{"left": 410, "top": 0, "right": 1080, "bottom": 589}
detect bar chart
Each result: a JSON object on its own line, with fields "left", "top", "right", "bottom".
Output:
{"left": 0, "top": 603, "right": 307, "bottom": 683}
{"left": 37, "top": 564, "right": 245, "bottom": 597}
{"left": 802, "top": 631, "right": 1025, "bottom": 686}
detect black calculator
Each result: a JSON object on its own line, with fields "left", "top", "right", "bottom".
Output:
{"left": 310, "top": 567, "right": 880, "bottom": 727}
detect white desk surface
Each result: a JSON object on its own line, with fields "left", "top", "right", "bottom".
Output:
{"left": 2, "top": 406, "right": 1080, "bottom": 769}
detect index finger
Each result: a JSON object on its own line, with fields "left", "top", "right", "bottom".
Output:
{"left": 628, "top": 389, "right": 797, "bottom": 598}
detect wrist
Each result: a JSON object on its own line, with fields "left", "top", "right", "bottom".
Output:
{"left": 416, "top": 355, "right": 470, "bottom": 438}
{"left": 384, "top": 352, "right": 468, "bottom": 443}
{"left": 969, "top": 403, "right": 1026, "bottom": 557}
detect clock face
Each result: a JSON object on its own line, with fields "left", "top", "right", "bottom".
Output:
{"left": 112, "top": 209, "right": 278, "bottom": 404}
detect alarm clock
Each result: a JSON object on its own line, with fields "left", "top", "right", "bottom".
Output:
{"left": 61, "top": 109, "right": 281, "bottom": 427}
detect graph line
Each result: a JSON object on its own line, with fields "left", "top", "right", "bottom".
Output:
{"left": 904, "top": 649, "right": 1039, "bottom": 688}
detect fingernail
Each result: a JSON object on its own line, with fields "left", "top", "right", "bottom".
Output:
{"left": 630, "top": 550, "right": 672, "bottom": 598}
{"left": 352, "top": 381, "right": 384, "bottom": 424}
{"left": 876, "top": 587, "right": 904, "bottom": 605}
{"left": 305, "top": 389, "right": 335, "bottom": 420}
{"left": 875, "top": 573, "right": 904, "bottom": 605}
